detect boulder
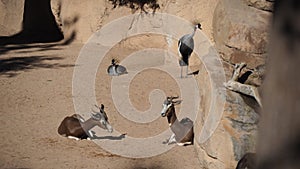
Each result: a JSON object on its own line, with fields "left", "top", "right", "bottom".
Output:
{"left": 195, "top": 89, "right": 260, "bottom": 169}
{"left": 194, "top": 0, "right": 271, "bottom": 168}
{"left": 213, "top": 0, "right": 271, "bottom": 54}
{"left": 213, "top": 0, "right": 271, "bottom": 85}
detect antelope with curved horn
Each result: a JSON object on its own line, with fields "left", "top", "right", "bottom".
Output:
{"left": 58, "top": 104, "right": 113, "bottom": 140}
{"left": 161, "top": 96, "right": 194, "bottom": 146}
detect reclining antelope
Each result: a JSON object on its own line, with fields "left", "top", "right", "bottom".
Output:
{"left": 161, "top": 96, "right": 194, "bottom": 146}
{"left": 58, "top": 104, "right": 113, "bottom": 140}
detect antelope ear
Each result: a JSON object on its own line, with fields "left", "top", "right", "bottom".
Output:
{"left": 167, "top": 96, "right": 179, "bottom": 101}
{"left": 100, "top": 104, "right": 104, "bottom": 110}
{"left": 173, "top": 100, "right": 182, "bottom": 105}
{"left": 91, "top": 113, "right": 101, "bottom": 120}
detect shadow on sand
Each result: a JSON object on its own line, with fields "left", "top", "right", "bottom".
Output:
{"left": 92, "top": 134, "right": 127, "bottom": 140}
{"left": 0, "top": 55, "right": 75, "bottom": 77}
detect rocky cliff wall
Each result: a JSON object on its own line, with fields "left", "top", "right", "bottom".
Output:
{"left": 51, "top": 0, "right": 219, "bottom": 43}
{"left": 201, "top": 0, "right": 273, "bottom": 168}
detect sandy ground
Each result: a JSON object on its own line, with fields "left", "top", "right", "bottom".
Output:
{"left": 0, "top": 41, "right": 204, "bottom": 169}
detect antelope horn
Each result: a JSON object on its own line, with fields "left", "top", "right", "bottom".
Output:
{"left": 167, "top": 96, "right": 179, "bottom": 101}
{"left": 91, "top": 108, "right": 98, "bottom": 113}
{"left": 94, "top": 104, "right": 101, "bottom": 110}
{"left": 172, "top": 100, "right": 182, "bottom": 105}
{"left": 91, "top": 104, "right": 101, "bottom": 113}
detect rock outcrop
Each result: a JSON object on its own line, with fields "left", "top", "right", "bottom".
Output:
{"left": 214, "top": 0, "right": 273, "bottom": 86}
{"left": 213, "top": 0, "right": 272, "bottom": 86}
{"left": 243, "top": 0, "right": 274, "bottom": 12}
{"left": 193, "top": 0, "right": 273, "bottom": 168}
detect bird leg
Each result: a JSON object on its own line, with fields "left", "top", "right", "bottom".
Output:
{"left": 186, "top": 65, "right": 188, "bottom": 78}
{"left": 180, "top": 66, "right": 188, "bottom": 78}
{"left": 180, "top": 66, "right": 183, "bottom": 78}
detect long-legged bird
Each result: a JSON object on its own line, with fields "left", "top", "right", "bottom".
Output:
{"left": 178, "top": 23, "right": 201, "bottom": 78}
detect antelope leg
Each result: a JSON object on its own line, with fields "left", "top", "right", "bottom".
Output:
{"left": 67, "top": 136, "right": 80, "bottom": 141}
{"left": 167, "top": 133, "right": 177, "bottom": 145}
{"left": 88, "top": 130, "right": 95, "bottom": 138}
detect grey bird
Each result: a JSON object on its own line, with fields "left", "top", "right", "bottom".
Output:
{"left": 178, "top": 23, "right": 201, "bottom": 78}
{"left": 107, "top": 59, "right": 128, "bottom": 76}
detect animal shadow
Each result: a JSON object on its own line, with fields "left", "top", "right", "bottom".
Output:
{"left": 92, "top": 133, "right": 126, "bottom": 140}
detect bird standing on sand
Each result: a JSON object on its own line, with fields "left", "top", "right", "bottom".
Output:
{"left": 178, "top": 23, "right": 202, "bottom": 78}
{"left": 107, "top": 59, "right": 128, "bottom": 76}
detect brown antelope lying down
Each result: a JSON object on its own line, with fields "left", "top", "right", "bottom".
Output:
{"left": 161, "top": 96, "right": 194, "bottom": 146}
{"left": 58, "top": 104, "right": 113, "bottom": 140}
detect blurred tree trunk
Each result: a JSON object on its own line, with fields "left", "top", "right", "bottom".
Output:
{"left": 22, "top": 0, "right": 63, "bottom": 42}
{"left": 256, "top": 0, "right": 300, "bottom": 169}
{"left": 0, "top": 0, "right": 63, "bottom": 45}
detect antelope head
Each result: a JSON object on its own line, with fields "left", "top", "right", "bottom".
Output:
{"left": 92, "top": 104, "right": 113, "bottom": 133}
{"left": 161, "top": 96, "right": 182, "bottom": 117}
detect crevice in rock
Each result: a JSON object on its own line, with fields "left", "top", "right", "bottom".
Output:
{"left": 206, "top": 152, "right": 218, "bottom": 160}
{"left": 224, "top": 44, "right": 267, "bottom": 55}
{"left": 227, "top": 117, "right": 258, "bottom": 126}
{"left": 220, "top": 55, "right": 256, "bottom": 72}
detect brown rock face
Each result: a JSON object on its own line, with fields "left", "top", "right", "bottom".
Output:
{"left": 213, "top": 0, "right": 271, "bottom": 53}
{"left": 196, "top": 0, "right": 272, "bottom": 168}
{"left": 213, "top": 0, "right": 271, "bottom": 85}
{"left": 243, "top": 0, "right": 275, "bottom": 12}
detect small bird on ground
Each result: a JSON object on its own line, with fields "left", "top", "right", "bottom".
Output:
{"left": 107, "top": 59, "right": 128, "bottom": 76}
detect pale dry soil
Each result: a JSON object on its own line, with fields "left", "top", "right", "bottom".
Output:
{"left": 0, "top": 42, "right": 203, "bottom": 169}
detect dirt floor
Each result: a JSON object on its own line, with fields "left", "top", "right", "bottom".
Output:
{"left": 0, "top": 41, "right": 203, "bottom": 169}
